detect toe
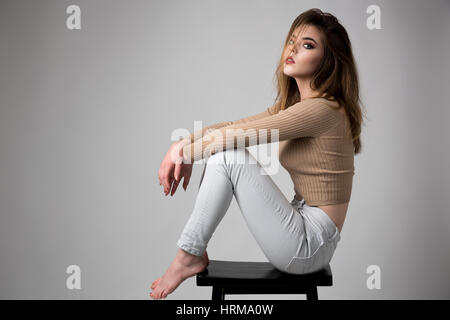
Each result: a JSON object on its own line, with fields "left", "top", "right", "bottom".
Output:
{"left": 151, "top": 277, "right": 162, "bottom": 290}
{"left": 150, "top": 287, "right": 160, "bottom": 299}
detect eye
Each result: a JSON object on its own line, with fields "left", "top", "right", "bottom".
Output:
{"left": 288, "top": 39, "right": 294, "bottom": 45}
{"left": 303, "top": 43, "right": 314, "bottom": 49}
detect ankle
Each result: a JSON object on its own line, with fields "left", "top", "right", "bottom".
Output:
{"left": 177, "top": 248, "right": 203, "bottom": 261}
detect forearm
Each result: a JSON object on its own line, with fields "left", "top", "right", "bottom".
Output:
{"left": 179, "top": 105, "right": 276, "bottom": 146}
{"left": 182, "top": 101, "right": 339, "bottom": 163}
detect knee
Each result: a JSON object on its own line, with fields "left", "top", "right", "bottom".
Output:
{"left": 224, "top": 148, "right": 247, "bottom": 158}
{"left": 212, "top": 148, "right": 249, "bottom": 165}
{"left": 205, "top": 148, "right": 250, "bottom": 172}
{"left": 206, "top": 148, "right": 256, "bottom": 182}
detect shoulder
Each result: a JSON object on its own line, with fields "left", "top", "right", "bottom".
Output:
{"left": 305, "top": 98, "right": 344, "bottom": 119}
{"left": 267, "top": 98, "right": 341, "bottom": 117}
{"left": 302, "top": 97, "right": 340, "bottom": 109}
{"left": 267, "top": 104, "right": 278, "bottom": 115}
{"left": 290, "top": 98, "right": 341, "bottom": 116}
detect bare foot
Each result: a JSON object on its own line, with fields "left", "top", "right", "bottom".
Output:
{"left": 151, "top": 250, "right": 209, "bottom": 290}
{"left": 150, "top": 249, "right": 209, "bottom": 299}
{"left": 151, "top": 277, "right": 162, "bottom": 290}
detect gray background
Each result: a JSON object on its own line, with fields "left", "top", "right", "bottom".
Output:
{"left": 1, "top": 0, "right": 449, "bottom": 299}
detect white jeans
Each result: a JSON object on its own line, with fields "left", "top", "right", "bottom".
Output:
{"left": 176, "top": 148, "right": 341, "bottom": 274}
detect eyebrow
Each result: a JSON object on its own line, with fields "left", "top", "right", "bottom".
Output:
{"left": 291, "top": 35, "right": 318, "bottom": 45}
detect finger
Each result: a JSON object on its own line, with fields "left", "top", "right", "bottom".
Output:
{"left": 183, "top": 174, "right": 191, "bottom": 191}
{"left": 159, "top": 167, "right": 167, "bottom": 188}
{"left": 158, "top": 169, "right": 162, "bottom": 186}
{"left": 163, "top": 175, "right": 172, "bottom": 195}
{"left": 182, "top": 169, "right": 192, "bottom": 191}
{"left": 168, "top": 176, "right": 175, "bottom": 195}
{"left": 174, "top": 163, "right": 182, "bottom": 182}
{"left": 168, "top": 176, "right": 175, "bottom": 194}
{"left": 170, "top": 179, "right": 180, "bottom": 196}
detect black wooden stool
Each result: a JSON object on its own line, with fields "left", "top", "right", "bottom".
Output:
{"left": 196, "top": 260, "right": 333, "bottom": 300}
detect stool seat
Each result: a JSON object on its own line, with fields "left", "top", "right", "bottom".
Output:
{"left": 196, "top": 260, "right": 333, "bottom": 300}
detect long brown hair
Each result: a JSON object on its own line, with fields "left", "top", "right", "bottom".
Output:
{"left": 272, "top": 8, "right": 366, "bottom": 154}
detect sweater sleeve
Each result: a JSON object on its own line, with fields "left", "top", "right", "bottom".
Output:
{"left": 178, "top": 104, "right": 277, "bottom": 146}
{"left": 182, "top": 100, "right": 339, "bottom": 163}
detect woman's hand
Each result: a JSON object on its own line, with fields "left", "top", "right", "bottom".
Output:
{"left": 158, "top": 140, "right": 193, "bottom": 196}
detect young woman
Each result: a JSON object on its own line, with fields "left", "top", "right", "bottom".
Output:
{"left": 151, "top": 8, "right": 364, "bottom": 299}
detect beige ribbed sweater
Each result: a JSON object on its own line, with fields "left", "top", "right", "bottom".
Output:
{"left": 179, "top": 97, "right": 355, "bottom": 205}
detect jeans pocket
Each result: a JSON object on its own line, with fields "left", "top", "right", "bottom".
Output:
{"left": 284, "top": 238, "right": 334, "bottom": 275}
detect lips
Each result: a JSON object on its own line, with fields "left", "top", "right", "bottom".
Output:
{"left": 286, "top": 56, "right": 295, "bottom": 64}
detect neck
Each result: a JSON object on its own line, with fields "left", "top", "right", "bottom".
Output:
{"left": 295, "top": 77, "right": 322, "bottom": 100}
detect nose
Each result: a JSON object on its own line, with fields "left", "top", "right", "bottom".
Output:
{"left": 288, "top": 42, "right": 297, "bottom": 55}
{"left": 288, "top": 47, "right": 296, "bottom": 58}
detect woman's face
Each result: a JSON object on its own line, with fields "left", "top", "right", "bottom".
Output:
{"left": 283, "top": 24, "right": 324, "bottom": 79}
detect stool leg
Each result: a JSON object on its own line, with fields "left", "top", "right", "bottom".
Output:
{"left": 212, "top": 286, "right": 225, "bottom": 300}
{"left": 306, "top": 287, "right": 318, "bottom": 301}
